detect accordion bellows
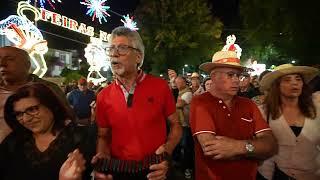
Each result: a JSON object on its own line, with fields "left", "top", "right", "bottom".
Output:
{"left": 94, "top": 152, "right": 170, "bottom": 180}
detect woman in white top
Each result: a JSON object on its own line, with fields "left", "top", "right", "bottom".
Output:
{"left": 258, "top": 64, "right": 320, "bottom": 180}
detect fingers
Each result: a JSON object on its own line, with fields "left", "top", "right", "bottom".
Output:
{"left": 94, "top": 172, "right": 113, "bottom": 180}
{"left": 70, "top": 149, "right": 86, "bottom": 172}
{"left": 91, "top": 152, "right": 109, "bottom": 164}
{"left": 155, "top": 144, "right": 166, "bottom": 155}
{"left": 148, "top": 161, "right": 168, "bottom": 180}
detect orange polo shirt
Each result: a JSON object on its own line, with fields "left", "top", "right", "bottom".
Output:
{"left": 96, "top": 73, "right": 176, "bottom": 160}
{"left": 190, "top": 92, "right": 271, "bottom": 180}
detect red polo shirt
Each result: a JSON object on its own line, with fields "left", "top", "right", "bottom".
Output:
{"left": 190, "top": 92, "right": 271, "bottom": 180}
{"left": 96, "top": 73, "right": 176, "bottom": 160}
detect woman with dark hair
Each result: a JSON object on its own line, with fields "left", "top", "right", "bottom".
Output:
{"left": 202, "top": 77, "right": 212, "bottom": 92}
{"left": 251, "top": 70, "right": 272, "bottom": 105}
{"left": 0, "top": 82, "right": 95, "bottom": 180}
{"left": 258, "top": 64, "right": 320, "bottom": 180}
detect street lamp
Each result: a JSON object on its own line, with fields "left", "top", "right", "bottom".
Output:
{"left": 291, "top": 60, "right": 296, "bottom": 64}
{"left": 183, "top": 64, "right": 188, "bottom": 75}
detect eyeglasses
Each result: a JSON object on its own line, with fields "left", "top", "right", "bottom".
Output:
{"left": 213, "top": 71, "right": 242, "bottom": 79}
{"left": 14, "top": 104, "right": 40, "bottom": 121}
{"left": 106, "top": 45, "right": 140, "bottom": 56}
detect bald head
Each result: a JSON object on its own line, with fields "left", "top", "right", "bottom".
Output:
{"left": 0, "top": 46, "right": 31, "bottom": 84}
{"left": 0, "top": 46, "right": 31, "bottom": 68}
{"left": 175, "top": 76, "right": 187, "bottom": 90}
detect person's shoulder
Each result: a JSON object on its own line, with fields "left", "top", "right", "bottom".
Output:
{"left": 1, "top": 132, "right": 24, "bottom": 151}
{"left": 32, "top": 75, "right": 60, "bottom": 88}
{"left": 191, "top": 92, "right": 211, "bottom": 103}
{"left": 144, "top": 74, "right": 167, "bottom": 84}
{"left": 236, "top": 95, "right": 255, "bottom": 104}
{"left": 97, "top": 82, "right": 116, "bottom": 97}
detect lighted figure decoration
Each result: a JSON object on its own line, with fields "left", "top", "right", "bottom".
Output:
{"left": 0, "top": 15, "right": 48, "bottom": 77}
{"left": 249, "top": 60, "right": 266, "bottom": 76}
{"left": 121, "top": 14, "right": 139, "bottom": 31}
{"left": 27, "top": 0, "right": 62, "bottom": 9}
{"left": 84, "top": 37, "right": 110, "bottom": 85}
{"left": 222, "top": 34, "right": 242, "bottom": 59}
{"left": 80, "top": 0, "right": 111, "bottom": 24}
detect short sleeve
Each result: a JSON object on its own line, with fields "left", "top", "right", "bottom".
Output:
{"left": 95, "top": 91, "right": 110, "bottom": 128}
{"left": 190, "top": 97, "right": 216, "bottom": 136}
{"left": 163, "top": 83, "right": 176, "bottom": 117}
{"left": 251, "top": 102, "right": 271, "bottom": 134}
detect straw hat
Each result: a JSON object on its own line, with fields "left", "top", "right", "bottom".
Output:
{"left": 191, "top": 72, "right": 200, "bottom": 79}
{"left": 260, "top": 64, "right": 319, "bottom": 90}
{"left": 199, "top": 51, "right": 245, "bottom": 73}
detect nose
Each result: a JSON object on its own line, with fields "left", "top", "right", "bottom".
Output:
{"left": 0, "top": 58, "right": 8, "bottom": 66}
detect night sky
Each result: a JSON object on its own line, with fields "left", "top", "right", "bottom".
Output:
{"left": 0, "top": 0, "right": 238, "bottom": 51}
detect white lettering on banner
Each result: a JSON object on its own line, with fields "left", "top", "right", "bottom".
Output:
{"left": 17, "top": 1, "right": 109, "bottom": 40}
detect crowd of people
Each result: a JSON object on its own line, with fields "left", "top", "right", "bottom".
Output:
{"left": 0, "top": 26, "right": 319, "bottom": 180}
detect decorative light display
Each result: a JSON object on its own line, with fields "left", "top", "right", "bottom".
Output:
{"left": 249, "top": 60, "right": 266, "bottom": 76}
{"left": 27, "top": 0, "right": 62, "bottom": 9}
{"left": 80, "top": 0, "right": 111, "bottom": 24}
{"left": 84, "top": 37, "right": 110, "bottom": 85}
{"left": 222, "top": 34, "right": 242, "bottom": 59}
{"left": 121, "top": 14, "right": 139, "bottom": 31}
{"left": 0, "top": 14, "right": 48, "bottom": 77}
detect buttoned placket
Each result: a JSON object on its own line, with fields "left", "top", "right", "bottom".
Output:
{"left": 218, "top": 100, "right": 231, "bottom": 118}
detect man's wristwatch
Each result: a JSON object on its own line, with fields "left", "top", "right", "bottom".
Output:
{"left": 245, "top": 141, "right": 255, "bottom": 156}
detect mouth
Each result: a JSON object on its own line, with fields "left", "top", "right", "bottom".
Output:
{"left": 291, "top": 88, "right": 300, "bottom": 92}
{"left": 111, "top": 61, "right": 120, "bottom": 65}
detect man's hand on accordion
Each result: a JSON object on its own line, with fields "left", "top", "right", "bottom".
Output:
{"left": 147, "top": 144, "right": 170, "bottom": 180}
{"left": 91, "top": 152, "right": 113, "bottom": 180}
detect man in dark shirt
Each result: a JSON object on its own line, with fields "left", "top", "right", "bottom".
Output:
{"left": 67, "top": 78, "right": 95, "bottom": 126}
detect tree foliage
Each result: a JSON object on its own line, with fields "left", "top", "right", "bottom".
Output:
{"left": 239, "top": 0, "right": 320, "bottom": 66}
{"left": 134, "top": 0, "right": 224, "bottom": 75}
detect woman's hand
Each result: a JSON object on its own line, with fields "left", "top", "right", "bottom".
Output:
{"left": 59, "top": 149, "right": 86, "bottom": 180}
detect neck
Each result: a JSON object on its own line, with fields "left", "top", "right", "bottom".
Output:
{"left": 2, "top": 78, "right": 29, "bottom": 91}
{"left": 280, "top": 96, "right": 299, "bottom": 109}
{"left": 117, "top": 70, "right": 139, "bottom": 90}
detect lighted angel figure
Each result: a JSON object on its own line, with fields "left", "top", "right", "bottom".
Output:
{"left": 84, "top": 37, "right": 110, "bottom": 85}
{"left": 0, "top": 15, "right": 48, "bottom": 77}
{"left": 222, "top": 34, "right": 242, "bottom": 59}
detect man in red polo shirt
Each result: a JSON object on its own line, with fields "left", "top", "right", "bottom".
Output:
{"left": 93, "top": 26, "right": 182, "bottom": 180}
{"left": 190, "top": 38, "right": 277, "bottom": 180}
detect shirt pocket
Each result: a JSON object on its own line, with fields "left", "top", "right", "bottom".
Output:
{"left": 237, "top": 116, "right": 255, "bottom": 138}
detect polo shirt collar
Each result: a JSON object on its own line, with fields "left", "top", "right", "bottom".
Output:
{"left": 209, "top": 94, "right": 239, "bottom": 108}
{"left": 115, "top": 70, "right": 146, "bottom": 86}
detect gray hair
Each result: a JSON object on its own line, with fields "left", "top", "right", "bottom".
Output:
{"left": 110, "top": 26, "right": 145, "bottom": 68}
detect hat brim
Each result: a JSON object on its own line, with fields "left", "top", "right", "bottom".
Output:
{"left": 199, "top": 62, "right": 245, "bottom": 73}
{"left": 260, "top": 66, "right": 319, "bottom": 91}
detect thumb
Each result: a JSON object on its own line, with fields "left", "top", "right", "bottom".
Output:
{"left": 155, "top": 144, "right": 166, "bottom": 155}
{"left": 215, "top": 136, "right": 224, "bottom": 140}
